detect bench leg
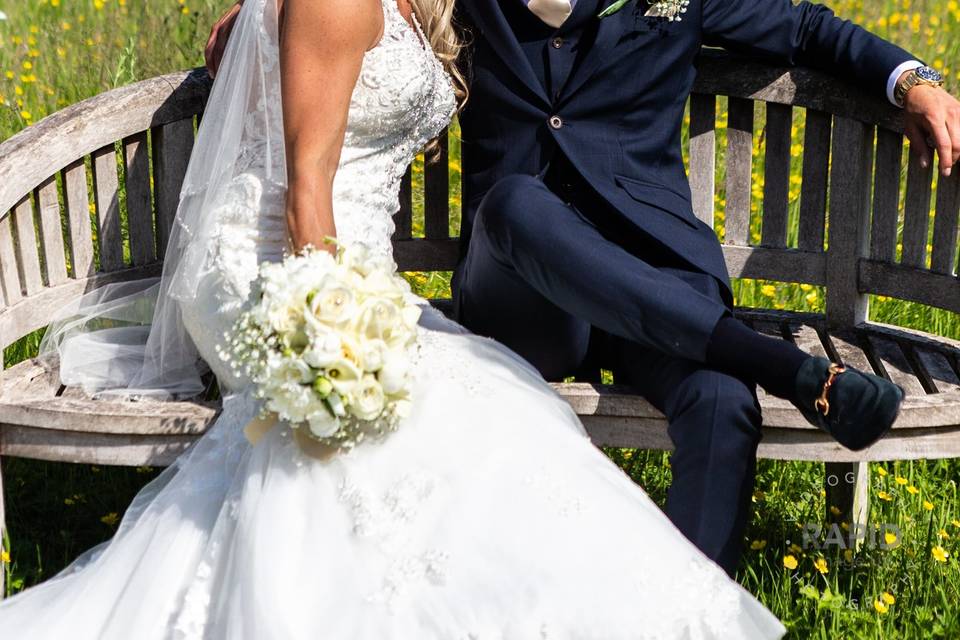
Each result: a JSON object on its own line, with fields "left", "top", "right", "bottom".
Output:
{"left": 824, "top": 461, "right": 869, "bottom": 550}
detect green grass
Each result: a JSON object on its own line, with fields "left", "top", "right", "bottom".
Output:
{"left": 2, "top": 1, "right": 959, "bottom": 637}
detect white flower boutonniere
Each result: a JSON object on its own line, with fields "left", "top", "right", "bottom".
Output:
{"left": 598, "top": 0, "right": 690, "bottom": 22}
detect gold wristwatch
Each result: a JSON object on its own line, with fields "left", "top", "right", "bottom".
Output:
{"left": 894, "top": 65, "right": 944, "bottom": 106}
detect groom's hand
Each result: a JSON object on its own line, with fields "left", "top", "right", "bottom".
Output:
{"left": 901, "top": 76, "right": 960, "bottom": 177}
{"left": 205, "top": 2, "right": 243, "bottom": 79}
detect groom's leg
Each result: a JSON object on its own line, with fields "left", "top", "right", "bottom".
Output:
{"left": 612, "top": 338, "right": 762, "bottom": 577}
{"left": 459, "top": 175, "right": 729, "bottom": 364}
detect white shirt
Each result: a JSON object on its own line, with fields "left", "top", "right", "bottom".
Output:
{"left": 520, "top": 0, "right": 921, "bottom": 107}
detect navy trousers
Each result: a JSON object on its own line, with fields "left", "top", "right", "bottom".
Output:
{"left": 452, "top": 172, "right": 763, "bottom": 575}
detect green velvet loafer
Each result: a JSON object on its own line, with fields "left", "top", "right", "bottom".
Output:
{"left": 792, "top": 356, "right": 905, "bottom": 451}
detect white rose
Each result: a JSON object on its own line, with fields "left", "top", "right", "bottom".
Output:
{"left": 358, "top": 269, "right": 406, "bottom": 304}
{"left": 303, "top": 331, "right": 343, "bottom": 369}
{"left": 306, "top": 284, "right": 355, "bottom": 328}
{"left": 356, "top": 338, "right": 386, "bottom": 372}
{"left": 378, "top": 348, "right": 412, "bottom": 395}
{"left": 306, "top": 406, "right": 341, "bottom": 438}
{"left": 350, "top": 374, "right": 386, "bottom": 421}
{"left": 353, "top": 297, "right": 401, "bottom": 341}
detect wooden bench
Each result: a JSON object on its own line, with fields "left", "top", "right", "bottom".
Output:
{"left": 1, "top": 50, "right": 958, "bottom": 592}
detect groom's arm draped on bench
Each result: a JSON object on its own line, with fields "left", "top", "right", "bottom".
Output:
{"left": 450, "top": 0, "right": 957, "bottom": 574}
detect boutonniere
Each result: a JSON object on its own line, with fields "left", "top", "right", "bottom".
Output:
{"left": 598, "top": 0, "right": 689, "bottom": 22}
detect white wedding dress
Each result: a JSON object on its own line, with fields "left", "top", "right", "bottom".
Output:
{"left": 0, "top": 0, "right": 785, "bottom": 638}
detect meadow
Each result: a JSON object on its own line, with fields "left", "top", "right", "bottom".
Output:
{"left": 1, "top": 0, "right": 959, "bottom": 637}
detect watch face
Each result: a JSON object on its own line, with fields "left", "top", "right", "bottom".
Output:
{"left": 917, "top": 66, "right": 943, "bottom": 82}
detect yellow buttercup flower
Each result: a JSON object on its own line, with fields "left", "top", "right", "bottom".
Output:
{"left": 761, "top": 284, "right": 777, "bottom": 298}
{"left": 895, "top": 476, "right": 908, "bottom": 485}
{"left": 952, "top": 519, "right": 960, "bottom": 528}
{"left": 750, "top": 539, "right": 767, "bottom": 550}
{"left": 923, "top": 500, "right": 934, "bottom": 511}
{"left": 875, "top": 466, "right": 888, "bottom": 477}
{"left": 877, "top": 490, "right": 893, "bottom": 501}
{"left": 884, "top": 531, "right": 898, "bottom": 546}
{"left": 783, "top": 555, "right": 798, "bottom": 570}
{"left": 813, "top": 557, "right": 829, "bottom": 574}
{"left": 939, "top": 529, "right": 950, "bottom": 540}
{"left": 100, "top": 512, "right": 119, "bottom": 526}
{"left": 881, "top": 592, "right": 895, "bottom": 605}
{"left": 932, "top": 546, "right": 949, "bottom": 563}
{"left": 906, "top": 485, "right": 919, "bottom": 495}
{"left": 0, "top": 550, "right": 10, "bottom": 564}
{"left": 873, "top": 599, "right": 889, "bottom": 614}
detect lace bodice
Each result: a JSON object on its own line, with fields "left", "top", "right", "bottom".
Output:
{"left": 334, "top": 0, "right": 458, "bottom": 257}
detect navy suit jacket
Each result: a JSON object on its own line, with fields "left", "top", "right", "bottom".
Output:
{"left": 455, "top": 0, "right": 917, "bottom": 301}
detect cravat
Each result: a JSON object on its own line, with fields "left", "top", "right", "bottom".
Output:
{"left": 527, "top": 0, "right": 573, "bottom": 28}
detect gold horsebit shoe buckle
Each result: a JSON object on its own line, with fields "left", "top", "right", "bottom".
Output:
{"left": 814, "top": 363, "right": 846, "bottom": 417}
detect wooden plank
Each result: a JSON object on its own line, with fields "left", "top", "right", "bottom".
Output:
{"left": 931, "top": 170, "right": 960, "bottom": 274}
{"left": 35, "top": 176, "right": 69, "bottom": 286}
{"left": 723, "top": 97, "right": 754, "bottom": 246}
{"left": 152, "top": 119, "right": 194, "bottom": 258}
{"left": 900, "top": 147, "right": 933, "bottom": 268}
{"left": 863, "top": 333, "right": 927, "bottom": 397}
{"left": 721, "top": 246, "right": 826, "bottom": 283}
{"left": 761, "top": 102, "right": 792, "bottom": 247}
{"left": 61, "top": 159, "right": 95, "bottom": 279}
{"left": 691, "top": 50, "right": 904, "bottom": 134}
{"left": 92, "top": 144, "right": 125, "bottom": 272}
{"left": 912, "top": 348, "right": 960, "bottom": 394}
{"left": 858, "top": 259, "right": 960, "bottom": 314}
{"left": 0, "top": 427, "right": 204, "bottom": 467}
{"left": 797, "top": 109, "right": 831, "bottom": 252}
{"left": 825, "top": 117, "right": 873, "bottom": 328}
{"left": 424, "top": 132, "right": 449, "bottom": 239}
{"left": 0, "top": 215, "right": 22, "bottom": 307}
{"left": 11, "top": 196, "right": 42, "bottom": 295}
{"left": 0, "top": 68, "right": 211, "bottom": 216}
{"left": 393, "top": 166, "right": 413, "bottom": 240}
{"left": 123, "top": 132, "right": 156, "bottom": 266}
{"left": 688, "top": 93, "right": 716, "bottom": 226}
{"left": 824, "top": 460, "right": 868, "bottom": 535}
{"left": 869, "top": 128, "right": 904, "bottom": 262}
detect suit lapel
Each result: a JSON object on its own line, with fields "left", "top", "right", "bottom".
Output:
{"left": 556, "top": 0, "right": 632, "bottom": 102}
{"left": 458, "top": 0, "right": 552, "bottom": 107}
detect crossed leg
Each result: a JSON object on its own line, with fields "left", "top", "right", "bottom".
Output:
{"left": 452, "top": 174, "right": 761, "bottom": 575}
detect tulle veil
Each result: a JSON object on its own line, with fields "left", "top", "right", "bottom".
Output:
{"left": 38, "top": 0, "right": 286, "bottom": 400}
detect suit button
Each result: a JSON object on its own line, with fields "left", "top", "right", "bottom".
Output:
{"left": 549, "top": 115, "right": 563, "bottom": 129}
{"left": 552, "top": 37, "right": 564, "bottom": 48}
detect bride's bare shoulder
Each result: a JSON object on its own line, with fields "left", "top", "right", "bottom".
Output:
{"left": 281, "top": 0, "right": 384, "bottom": 53}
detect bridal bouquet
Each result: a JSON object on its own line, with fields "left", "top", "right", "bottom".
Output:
{"left": 219, "top": 242, "right": 422, "bottom": 451}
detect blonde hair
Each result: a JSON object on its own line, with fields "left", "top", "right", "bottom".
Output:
{"left": 408, "top": 0, "right": 469, "bottom": 160}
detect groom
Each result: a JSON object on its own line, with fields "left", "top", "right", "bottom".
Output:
{"left": 207, "top": 0, "right": 960, "bottom": 575}
{"left": 444, "top": 0, "right": 960, "bottom": 576}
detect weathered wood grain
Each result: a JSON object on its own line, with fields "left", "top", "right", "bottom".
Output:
{"left": 92, "top": 144, "right": 125, "bottom": 272}
{"left": 724, "top": 97, "right": 754, "bottom": 246}
{"left": 870, "top": 129, "right": 904, "bottom": 262}
{"left": 931, "top": 170, "right": 960, "bottom": 275}
{"left": 35, "top": 176, "right": 69, "bottom": 286}
{"left": 825, "top": 117, "right": 873, "bottom": 328}
{"left": 0, "top": 215, "right": 22, "bottom": 308}
{"left": 761, "top": 102, "right": 792, "bottom": 247}
{"left": 123, "top": 131, "right": 156, "bottom": 266}
{"left": 901, "top": 146, "right": 934, "bottom": 268}
{"left": 11, "top": 196, "right": 42, "bottom": 295}
{"left": 797, "top": 109, "right": 831, "bottom": 252}
{"left": 859, "top": 259, "right": 960, "bottom": 314}
{"left": 61, "top": 159, "right": 95, "bottom": 280}
{"left": 152, "top": 119, "right": 194, "bottom": 258}
{"left": 0, "top": 68, "right": 211, "bottom": 216}
{"left": 720, "top": 246, "right": 826, "bottom": 284}
{"left": 689, "top": 93, "right": 717, "bottom": 226}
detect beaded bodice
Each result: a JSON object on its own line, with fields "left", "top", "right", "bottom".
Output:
{"left": 333, "top": 0, "right": 458, "bottom": 257}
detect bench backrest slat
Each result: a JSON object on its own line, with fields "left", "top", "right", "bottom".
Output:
{"left": 869, "top": 128, "right": 904, "bottom": 262}
{"left": 825, "top": 117, "right": 874, "bottom": 327}
{"left": 722, "top": 96, "right": 754, "bottom": 247}
{"left": 124, "top": 131, "right": 157, "bottom": 267}
{"left": 395, "top": 167, "right": 414, "bottom": 239}
{"left": 11, "top": 196, "right": 43, "bottom": 296}
{"left": 93, "top": 144, "right": 125, "bottom": 272}
{"left": 797, "top": 109, "right": 831, "bottom": 252}
{"left": 759, "top": 102, "right": 792, "bottom": 248}
{"left": 901, "top": 146, "right": 935, "bottom": 269}
{"left": 0, "top": 215, "right": 22, "bottom": 308}
{"left": 688, "top": 93, "right": 716, "bottom": 227}
{"left": 35, "top": 177, "right": 69, "bottom": 288}
{"left": 424, "top": 131, "right": 450, "bottom": 240}
{"left": 931, "top": 171, "right": 960, "bottom": 275}
{"left": 62, "top": 158, "right": 95, "bottom": 279}
{"left": 152, "top": 119, "right": 195, "bottom": 259}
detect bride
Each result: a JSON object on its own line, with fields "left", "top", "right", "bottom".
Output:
{"left": 0, "top": 0, "right": 785, "bottom": 637}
